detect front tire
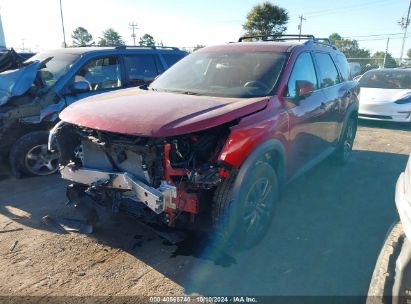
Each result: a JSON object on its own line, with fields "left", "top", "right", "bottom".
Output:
{"left": 212, "top": 160, "right": 279, "bottom": 250}
{"left": 9, "top": 131, "right": 59, "bottom": 177}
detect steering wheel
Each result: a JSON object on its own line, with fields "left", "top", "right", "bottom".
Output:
{"left": 244, "top": 81, "right": 269, "bottom": 91}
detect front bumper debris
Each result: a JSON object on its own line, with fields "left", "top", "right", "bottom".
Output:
{"left": 61, "top": 164, "right": 176, "bottom": 214}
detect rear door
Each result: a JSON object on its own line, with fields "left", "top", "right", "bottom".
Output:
{"left": 123, "top": 54, "right": 162, "bottom": 87}
{"left": 286, "top": 51, "right": 329, "bottom": 175}
{"left": 312, "top": 52, "right": 343, "bottom": 145}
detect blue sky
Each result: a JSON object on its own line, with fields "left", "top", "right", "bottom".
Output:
{"left": 0, "top": 0, "right": 409, "bottom": 58}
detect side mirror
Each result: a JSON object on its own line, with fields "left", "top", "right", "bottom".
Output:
{"left": 68, "top": 81, "right": 90, "bottom": 94}
{"left": 296, "top": 80, "right": 315, "bottom": 98}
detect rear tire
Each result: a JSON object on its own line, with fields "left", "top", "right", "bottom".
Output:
{"left": 333, "top": 116, "right": 357, "bottom": 165}
{"left": 212, "top": 160, "right": 279, "bottom": 250}
{"left": 9, "top": 131, "right": 59, "bottom": 178}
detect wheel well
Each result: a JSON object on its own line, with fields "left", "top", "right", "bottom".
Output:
{"left": 0, "top": 123, "right": 51, "bottom": 158}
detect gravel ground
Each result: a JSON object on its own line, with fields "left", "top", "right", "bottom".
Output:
{"left": 0, "top": 120, "right": 410, "bottom": 298}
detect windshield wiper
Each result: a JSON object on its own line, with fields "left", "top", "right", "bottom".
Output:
{"left": 148, "top": 88, "right": 202, "bottom": 95}
{"left": 168, "top": 90, "right": 202, "bottom": 96}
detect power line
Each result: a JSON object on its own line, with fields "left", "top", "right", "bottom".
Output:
{"left": 355, "top": 36, "right": 411, "bottom": 42}
{"left": 342, "top": 33, "right": 404, "bottom": 39}
{"left": 290, "top": 0, "right": 390, "bottom": 18}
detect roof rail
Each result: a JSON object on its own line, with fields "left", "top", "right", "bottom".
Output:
{"left": 114, "top": 45, "right": 180, "bottom": 51}
{"left": 238, "top": 34, "right": 337, "bottom": 49}
{"left": 238, "top": 34, "right": 315, "bottom": 42}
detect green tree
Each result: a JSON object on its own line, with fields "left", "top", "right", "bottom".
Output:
{"left": 193, "top": 44, "right": 205, "bottom": 52}
{"left": 71, "top": 27, "right": 94, "bottom": 47}
{"left": 139, "top": 34, "right": 156, "bottom": 47}
{"left": 98, "top": 28, "right": 125, "bottom": 46}
{"left": 372, "top": 51, "right": 397, "bottom": 68}
{"left": 243, "top": 1, "right": 288, "bottom": 36}
{"left": 328, "top": 33, "right": 371, "bottom": 72}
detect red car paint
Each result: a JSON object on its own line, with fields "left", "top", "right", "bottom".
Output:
{"left": 59, "top": 87, "right": 269, "bottom": 137}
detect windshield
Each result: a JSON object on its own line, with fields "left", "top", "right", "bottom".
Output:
{"left": 359, "top": 69, "right": 411, "bottom": 89}
{"left": 26, "top": 52, "right": 80, "bottom": 88}
{"left": 150, "top": 51, "right": 287, "bottom": 98}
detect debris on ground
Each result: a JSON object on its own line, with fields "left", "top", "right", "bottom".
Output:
{"left": 42, "top": 215, "right": 93, "bottom": 234}
{"left": 9, "top": 240, "right": 18, "bottom": 252}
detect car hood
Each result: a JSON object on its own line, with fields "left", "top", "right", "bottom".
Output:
{"left": 0, "top": 60, "right": 43, "bottom": 106}
{"left": 359, "top": 87, "right": 411, "bottom": 104}
{"left": 59, "top": 88, "right": 270, "bottom": 137}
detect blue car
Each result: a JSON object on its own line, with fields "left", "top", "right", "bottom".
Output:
{"left": 0, "top": 46, "right": 187, "bottom": 177}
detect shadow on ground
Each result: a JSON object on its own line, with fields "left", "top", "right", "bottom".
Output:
{"left": 0, "top": 149, "right": 406, "bottom": 296}
{"left": 358, "top": 119, "right": 411, "bottom": 131}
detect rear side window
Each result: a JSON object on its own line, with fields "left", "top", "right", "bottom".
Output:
{"left": 124, "top": 55, "right": 159, "bottom": 85}
{"left": 162, "top": 53, "right": 185, "bottom": 68}
{"left": 286, "top": 52, "right": 318, "bottom": 98}
{"left": 314, "top": 53, "right": 340, "bottom": 88}
{"left": 335, "top": 54, "right": 351, "bottom": 81}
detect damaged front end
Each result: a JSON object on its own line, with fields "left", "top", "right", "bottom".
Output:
{"left": 52, "top": 122, "right": 233, "bottom": 228}
{"left": 0, "top": 59, "right": 63, "bottom": 157}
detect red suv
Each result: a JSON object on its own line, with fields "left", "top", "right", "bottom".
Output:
{"left": 51, "top": 34, "right": 359, "bottom": 248}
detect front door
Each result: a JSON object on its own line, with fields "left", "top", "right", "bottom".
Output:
{"left": 65, "top": 55, "right": 123, "bottom": 105}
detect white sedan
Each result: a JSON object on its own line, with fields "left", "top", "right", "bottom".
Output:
{"left": 358, "top": 69, "right": 411, "bottom": 122}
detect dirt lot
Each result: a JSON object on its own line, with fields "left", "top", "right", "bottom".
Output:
{"left": 0, "top": 120, "right": 410, "bottom": 297}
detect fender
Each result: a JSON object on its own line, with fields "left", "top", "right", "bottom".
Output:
{"left": 231, "top": 139, "right": 286, "bottom": 192}
{"left": 218, "top": 98, "right": 289, "bottom": 169}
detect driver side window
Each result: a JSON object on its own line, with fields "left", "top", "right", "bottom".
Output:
{"left": 286, "top": 52, "right": 318, "bottom": 99}
{"left": 74, "top": 56, "right": 122, "bottom": 91}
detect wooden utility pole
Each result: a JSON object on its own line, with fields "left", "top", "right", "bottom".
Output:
{"left": 59, "top": 0, "right": 66, "bottom": 48}
{"left": 399, "top": 0, "right": 411, "bottom": 63}
{"left": 298, "top": 15, "right": 306, "bottom": 41}
{"left": 129, "top": 22, "right": 139, "bottom": 46}
{"left": 383, "top": 37, "right": 390, "bottom": 68}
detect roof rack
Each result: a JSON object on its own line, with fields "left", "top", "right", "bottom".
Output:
{"left": 238, "top": 34, "right": 315, "bottom": 42}
{"left": 114, "top": 45, "right": 180, "bottom": 51}
{"left": 238, "top": 34, "right": 337, "bottom": 49}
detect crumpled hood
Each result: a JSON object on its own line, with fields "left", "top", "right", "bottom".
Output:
{"left": 60, "top": 88, "right": 270, "bottom": 137}
{"left": 0, "top": 60, "right": 43, "bottom": 106}
{"left": 359, "top": 87, "right": 411, "bottom": 104}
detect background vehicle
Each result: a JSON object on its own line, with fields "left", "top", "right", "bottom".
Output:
{"left": 367, "top": 154, "right": 411, "bottom": 304}
{"left": 0, "top": 46, "right": 187, "bottom": 177}
{"left": 52, "top": 34, "right": 359, "bottom": 249}
{"left": 358, "top": 68, "right": 411, "bottom": 122}
{"left": 0, "top": 48, "right": 34, "bottom": 73}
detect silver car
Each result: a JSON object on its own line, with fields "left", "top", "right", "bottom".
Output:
{"left": 358, "top": 69, "right": 411, "bottom": 123}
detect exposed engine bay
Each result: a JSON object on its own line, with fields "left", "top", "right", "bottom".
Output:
{"left": 51, "top": 122, "right": 234, "bottom": 228}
